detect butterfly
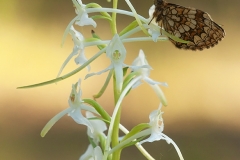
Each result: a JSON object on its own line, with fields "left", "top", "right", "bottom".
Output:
{"left": 150, "top": 0, "right": 225, "bottom": 50}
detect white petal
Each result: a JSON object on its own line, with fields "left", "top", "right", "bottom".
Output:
{"left": 70, "top": 26, "right": 84, "bottom": 48}
{"left": 148, "top": 27, "right": 161, "bottom": 42}
{"left": 75, "top": 12, "right": 97, "bottom": 28}
{"left": 139, "top": 106, "right": 164, "bottom": 144}
{"left": 74, "top": 50, "right": 91, "bottom": 71}
{"left": 131, "top": 80, "right": 142, "bottom": 89}
{"left": 79, "top": 145, "right": 103, "bottom": 160}
{"left": 106, "top": 34, "right": 126, "bottom": 63}
{"left": 129, "top": 65, "right": 151, "bottom": 72}
{"left": 69, "top": 80, "right": 82, "bottom": 103}
{"left": 76, "top": 0, "right": 83, "bottom": 6}
{"left": 57, "top": 46, "right": 79, "bottom": 77}
{"left": 68, "top": 108, "right": 94, "bottom": 132}
{"left": 93, "top": 146, "right": 103, "bottom": 160}
{"left": 132, "top": 49, "right": 146, "bottom": 66}
{"left": 86, "top": 111, "right": 107, "bottom": 138}
{"left": 113, "top": 62, "right": 124, "bottom": 91}
{"left": 41, "top": 108, "right": 72, "bottom": 137}
{"left": 131, "top": 50, "right": 152, "bottom": 73}
{"left": 85, "top": 64, "right": 113, "bottom": 79}
{"left": 79, "top": 144, "right": 94, "bottom": 160}
{"left": 150, "top": 84, "right": 168, "bottom": 106}
{"left": 59, "top": 26, "right": 89, "bottom": 75}
{"left": 80, "top": 104, "right": 98, "bottom": 114}
{"left": 138, "top": 49, "right": 147, "bottom": 63}
{"left": 140, "top": 132, "right": 164, "bottom": 144}
{"left": 144, "top": 77, "right": 161, "bottom": 85}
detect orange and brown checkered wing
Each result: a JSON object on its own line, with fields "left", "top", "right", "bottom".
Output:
{"left": 160, "top": 3, "right": 225, "bottom": 50}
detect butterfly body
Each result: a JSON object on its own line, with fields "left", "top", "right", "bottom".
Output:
{"left": 152, "top": 0, "right": 225, "bottom": 50}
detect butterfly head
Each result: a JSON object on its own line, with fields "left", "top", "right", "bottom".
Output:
{"left": 154, "top": 0, "right": 164, "bottom": 6}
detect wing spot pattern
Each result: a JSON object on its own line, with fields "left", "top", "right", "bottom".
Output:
{"left": 152, "top": 0, "right": 225, "bottom": 50}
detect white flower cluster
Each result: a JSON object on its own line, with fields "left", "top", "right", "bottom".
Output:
{"left": 40, "top": 0, "right": 184, "bottom": 160}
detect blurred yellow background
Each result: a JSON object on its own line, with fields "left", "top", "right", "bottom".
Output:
{"left": 1, "top": 0, "right": 240, "bottom": 159}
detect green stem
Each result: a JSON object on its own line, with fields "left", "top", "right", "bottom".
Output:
{"left": 110, "top": 1, "right": 122, "bottom": 158}
{"left": 111, "top": 70, "right": 121, "bottom": 160}
{"left": 111, "top": 0, "right": 118, "bottom": 34}
{"left": 111, "top": 107, "right": 122, "bottom": 160}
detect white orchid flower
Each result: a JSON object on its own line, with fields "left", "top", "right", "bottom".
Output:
{"left": 131, "top": 49, "right": 168, "bottom": 106}
{"left": 139, "top": 104, "right": 184, "bottom": 160}
{"left": 79, "top": 112, "right": 107, "bottom": 159}
{"left": 41, "top": 79, "right": 97, "bottom": 137}
{"left": 139, "top": 104, "right": 164, "bottom": 144}
{"left": 57, "top": 26, "right": 90, "bottom": 77}
{"left": 73, "top": 0, "right": 97, "bottom": 27}
{"left": 86, "top": 111, "right": 107, "bottom": 144}
{"left": 61, "top": 0, "right": 96, "bottom": 46}
{"left": 85, "top": 34, "right": 127, "bottom": 92}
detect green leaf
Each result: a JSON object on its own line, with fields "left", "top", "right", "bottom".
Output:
{"left": 17, "top": 48, "right": 106, "bottom": 89}
{"left": 121, "top": 135, "right": 147, "bottom": 148}
{"left": 121, "top": 123, "right": 150, "bottom": 142}
{"left": 91, "top": 15, "right": 112, "bottom": 22}
{"left": 83, "top": 99, "right": 111, "bottom": 122}
{"left": 119, "top": 20, "right": 139, "bottom": 36}
{"left": 93, "top": 69, "right": 113, "bottom": 100}
{"left": 88, "top": 136, "right": 97, "bottom": 148}
{"left": 109, "top": 128, "right": 151, "bottom": 154}
{"left": 122, "top": 71, "right": 136, "bottom": 90}
{"left": 86, "top": 3, "right": 111, "bottom": 19}
{"left": 125, "top": 0, "right": 149, "bottom": 36}
{"left": 122, "top": 67, "right": 128, "bottom": 77}
{"left": 91, "top": 30, "right": 106, "bottom": 50}
{"left": 99, "top": 134, "right": 106, "bottom": 152}
{"left": 121, "top": 71, "right": 138, "bottom": 96}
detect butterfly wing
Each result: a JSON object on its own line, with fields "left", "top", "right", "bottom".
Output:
{"left": 161, "top": 3, "right": 225, "bottom": 50}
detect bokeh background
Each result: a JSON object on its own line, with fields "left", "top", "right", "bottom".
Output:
{"left": 1, "top": 0, "right": 240, "bottom": 159}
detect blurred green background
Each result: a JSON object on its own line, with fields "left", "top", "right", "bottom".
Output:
{"left": 1, "top": 0, "right": 240, "bottom": 159}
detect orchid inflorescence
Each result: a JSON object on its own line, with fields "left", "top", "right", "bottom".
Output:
{"left": 29, "top": 0, "right": 186, "bottom": 159}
